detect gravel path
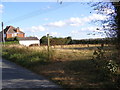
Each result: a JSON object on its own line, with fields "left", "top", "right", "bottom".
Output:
{"left": 2, "top": 59, "right": 62, "bottom": 89}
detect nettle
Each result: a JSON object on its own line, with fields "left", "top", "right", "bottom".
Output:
{"left": 93, "top": 47, "right": 105, "bottom": 60}
{"left": 106, "top": 60, "right": 118, "bottom": 74}
{"left": 92, "top": 46, "right": 119, "bottom": 81}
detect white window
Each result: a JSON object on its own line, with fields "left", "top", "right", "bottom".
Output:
{"left": 12, "top": 33, "right": 17, "bottom": 37}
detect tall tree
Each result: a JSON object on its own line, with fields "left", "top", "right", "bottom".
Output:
{"left": 113, "top": 2, "right": 120, "bottom": 47}
{"left": 91, "top": 2, "right": 120, "bottom": 48}
{"left": 40, "top": 36, "right": 48, "bottom": 45}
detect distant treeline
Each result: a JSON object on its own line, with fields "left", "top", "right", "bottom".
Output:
{"left": 40, "top": 36, "right": 116, "bottom": 45}
{"left": 40, "top": 36, "right": 72, "bottom": 45}
{"left": 71, "top": 38, "right": 116, "bottom": 44}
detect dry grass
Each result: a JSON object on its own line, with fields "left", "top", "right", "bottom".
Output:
{"left": 2, "top": 44, "right": 116, "bottom": 88}
{"left": 52, "top": 49, "right": 93, "bottom": 61}
{"left": 31, "top": 60, "right": 110, "bottom": 88}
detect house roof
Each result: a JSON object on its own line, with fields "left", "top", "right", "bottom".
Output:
{"left": 19, "top": 37, "right": 39, "bottom": 40}
{"left": 0, "top": 26, "right": 24, "bottom": 34}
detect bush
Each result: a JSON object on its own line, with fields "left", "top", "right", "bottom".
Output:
{"left": 92, "top": 46, "right": 120, "bottom": 84}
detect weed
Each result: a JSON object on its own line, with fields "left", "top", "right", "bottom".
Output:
{"left": 92, "top": 46, "right": 120, "bottom": 87}
{"left": 2, "top": 44, "right": 119, "bottom": 88}
{"left": 2, "top": 45, "right": 51, "bottom": 67}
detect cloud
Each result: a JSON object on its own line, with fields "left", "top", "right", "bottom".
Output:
{"left": 46, "top": 21, "right": 66, "bottom": 27}
{"left": 80, "top": 13, "right": 109, "bottom": 24}
{"left": 88, "top": 13, "right": 108, "bottom": 20}
{"left": 49, "top": 32, "right": 58, "bottom": 36}
{"left": 34, "top": 35, "right": 41, "bottom": 39}
{"left": 71, "top": 26, "right": 104, "bottom": 35}
{"left": 0, "top": 4, "right": 4, "bottom": 13}
{"left": 103, "top": 8, "right": 115, "bottom": 14}
{"left": 22, "top": 25, "right": 46, "bottom": 33}
{"left": 31, "top": 25, "right": 46, "bottom": 32}
{"left": 68, "top": 17, "right": 83, "bottom": 26}
{"left": 80, "top": 26, "right": 104, "bottom": 33}
{"left": 45, "top": 13, "right": 108, "bottom": 28}
{"left": 45, "top": 17, "right": 83, "bottom": 27}
{"left": 95, "top": 8, "right": 115, "bottom": 15}
{"left": 45, "top": 32, "right": 59, "bottom": 37}
{"left": 0, "top": 4, "right": 3, "bottom": 8}
{"left": 71, "top": 30, "right": 80, "bottom": 34}
{"left": 69, "top": 14, "right": 108, "bottom": 27}
{"left": 20, "top": 28, "right": 24, "bottom": 32}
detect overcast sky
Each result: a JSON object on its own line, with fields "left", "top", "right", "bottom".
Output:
{"left": 0, "top": 1, "right": 114, "bottom": 39}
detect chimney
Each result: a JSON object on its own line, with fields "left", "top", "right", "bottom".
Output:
{"left": 16, "top": 27, "right": 19, "bottom": 32}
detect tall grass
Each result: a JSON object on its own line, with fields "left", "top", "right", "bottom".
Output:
{"left": 2, "top": 45, "right": 53, "bottom": 67}
{"left": 2, "top": 44, "right": 95, "bottom": 67}
{"left": 50, "top": 44, "right": 109, "bottom": 49}
{"left": 2, "top": 44, "right": 93, "bottom": 61}
{"left": 0, "top": 41, "right": 19, "bottom": 45}
{"left": 2, "top": 44, "right": 119, "bottom": 88}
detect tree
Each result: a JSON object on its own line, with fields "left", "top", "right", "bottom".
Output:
{"left": 66, "top": 36, "right": 72, "bottom": 44}
{"left": 113, "top": 2, "right": 120, "bottom": 48}
{"left": 40, "top": 36, "right": 73, "bottom": 45}
{"left": 91, "top": 2, "right": 120, "bottom": 48}
{"left": 40, "top": 36, "right": 48, "bottom": 45}
{"left": 14, "top": 37, "right": 19, "bottom": 41}
{"left": 91, "top": 2, "right": 120, "bottom": 87}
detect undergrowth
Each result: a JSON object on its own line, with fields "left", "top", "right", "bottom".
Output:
{"left": 2, "top": 45, "right": 54, "bottom": 67}
{"left": 92, "top": 46, "right": 120, "bottom": 88}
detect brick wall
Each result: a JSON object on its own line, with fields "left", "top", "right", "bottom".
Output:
{"left": 6, "top": 34, "right": 12, "bottom": 38}
{"left": 6, "top": 33, "right": 25, "bottom": 39}
{"left": 17, "top": 33, "right": 25, "bottom": 38}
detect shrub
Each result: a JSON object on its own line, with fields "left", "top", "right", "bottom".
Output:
{"left": 92, "top": 46, "right": 119, "bottom": 83}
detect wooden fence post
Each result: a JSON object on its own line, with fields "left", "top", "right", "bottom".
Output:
{"left": 47, "top": 34, "right": 50, "bottom": 60}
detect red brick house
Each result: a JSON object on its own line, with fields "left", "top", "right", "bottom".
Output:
{"left": 0, "top": 26, "right": 25, "bottom": 40}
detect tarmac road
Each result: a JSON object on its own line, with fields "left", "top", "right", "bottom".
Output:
{"left": 2, "top": 59, "right": 62, "bottom": 89}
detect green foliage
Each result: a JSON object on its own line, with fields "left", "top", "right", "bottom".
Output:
{"left": 40, "top": 35, "right": 116, "bottom": 45}
{"left": 14, "top": 37, "right": 19, "bottom": 41}
{"left": 40, "top": 36, "right": 48, "bottom": 45}
{"left": 2, "top": 46, "right": 55, "bottom": 67}
{"left": 106, "top": 60, "right": 118, "bottom": 73}
{"left": 40, "top": 36, "right": 72, "bottom": 45}
{"left": 71, "top": 38, "right": 115, "bottom": 44}
{"left": 93, "top": 47, "right": 105, "bottom": 60}
{"left": 3, "top": 41, "right": 19, "bottom": 45}
{"left": 92, "top": 46, "right": 119, "bottom": 84}
{"left": 114, "top": 3, "right": 120, "bottom": 49}
{"left": 6, "top": 37, "right": 15, "bottom": 41}
{"left": 91, "top": 2, "right": 120, "bottom": 49}
{"left": 91, "top": 2, "right": 120, "bottom": 88}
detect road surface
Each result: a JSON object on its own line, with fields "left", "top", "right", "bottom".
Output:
{"left": 2, "top": 58, "right": 62, "bottom": 89}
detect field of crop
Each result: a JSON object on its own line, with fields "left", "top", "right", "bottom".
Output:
{"left": 2, "top": 44, "right": 120, "bottom": 88}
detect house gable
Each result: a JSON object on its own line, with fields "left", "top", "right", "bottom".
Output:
{"left": 2, "top": 26, "right": 25, "bottom": 39}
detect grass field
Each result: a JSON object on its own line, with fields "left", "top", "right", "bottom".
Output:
{"left": 2, "top": 44, "right": 120, "bottom": 88}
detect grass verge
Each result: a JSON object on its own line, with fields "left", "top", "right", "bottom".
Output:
{"left": 2, "top": 44, "right": 119, "bottom": 89}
